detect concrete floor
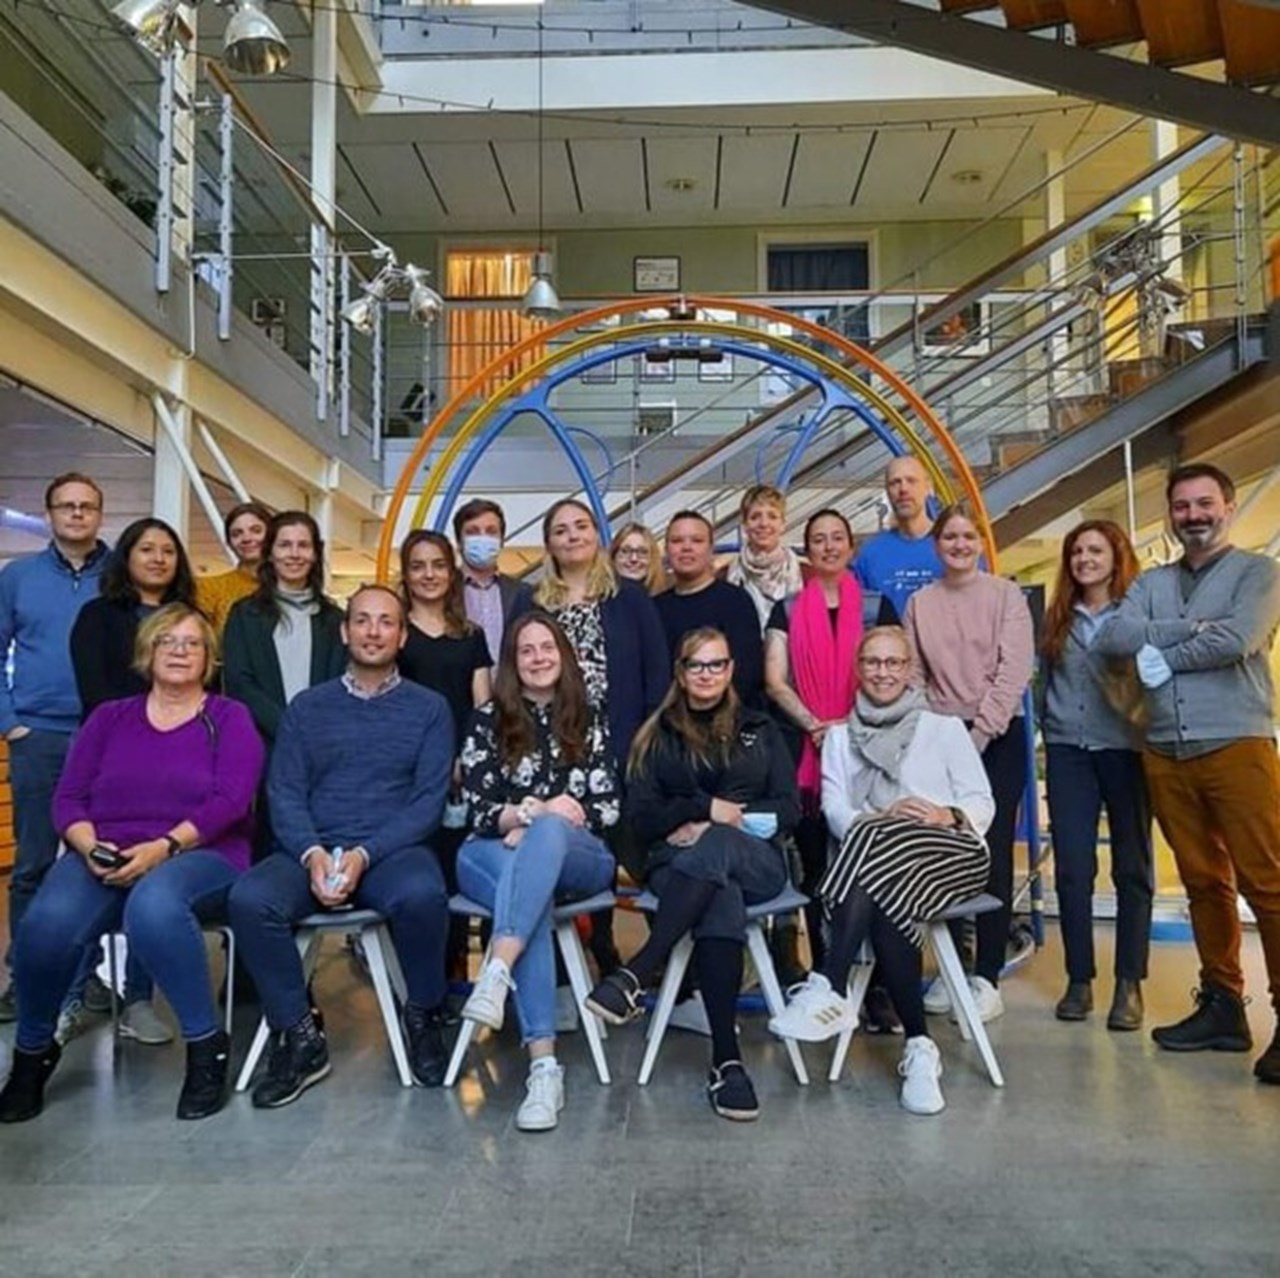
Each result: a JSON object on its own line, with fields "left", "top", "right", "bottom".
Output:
{"left": 1, "top": 920, "right": 1278, "bottom": 1278}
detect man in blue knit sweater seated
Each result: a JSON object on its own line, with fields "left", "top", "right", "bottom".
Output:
{"left": 229, "top": 584, "right": 454, "bottom": 1108}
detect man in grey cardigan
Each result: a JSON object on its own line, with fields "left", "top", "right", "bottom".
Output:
{"left": 1096, "top": 463, "right": 1280, "bottom": 1085}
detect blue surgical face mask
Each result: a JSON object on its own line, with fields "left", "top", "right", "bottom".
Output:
{"left": 741, "top": 811, "right": 778, "bottom": 841}
{"left": 462, "top": 533, "right": 502, "bottom": 570}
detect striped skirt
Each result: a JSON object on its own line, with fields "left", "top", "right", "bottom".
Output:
{"left": 817, "top": 815, "right": 990, "bottom": 948}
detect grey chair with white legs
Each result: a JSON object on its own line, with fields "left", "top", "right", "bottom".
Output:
{"left": 105, "top": 923, "right": 236, "bottom": 1039}
{"left": 444, "top": 890, "right": 616, "bottom": 1088}
{"left": 827, "top": 892, "right": 1006, "bottom": 1087}
{"left": 234, "top": 909, "right": 411, "bottom": 1092}
{"left": 635, "top": 884, "right": 811, "bottom": 1087}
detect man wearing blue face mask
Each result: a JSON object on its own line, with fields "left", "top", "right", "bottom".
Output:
{"left": 452, "top": 499, "right": 534, "bottom": 665}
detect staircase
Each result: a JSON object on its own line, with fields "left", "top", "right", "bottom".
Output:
{"left": 743, "top": 0, "right": 1280, "bottom": 146}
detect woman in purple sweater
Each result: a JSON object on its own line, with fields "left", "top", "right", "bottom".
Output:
{"left": 0, "top": 603, "right": 264, "bottom": 1126}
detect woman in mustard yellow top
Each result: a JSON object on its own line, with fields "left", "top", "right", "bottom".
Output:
{"left": 196, "top": 503, "right": 271, "bottom": 635}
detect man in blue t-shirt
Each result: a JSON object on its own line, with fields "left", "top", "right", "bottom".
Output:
{"left": 853, "top": 455, "right": 944, "bottom": 623}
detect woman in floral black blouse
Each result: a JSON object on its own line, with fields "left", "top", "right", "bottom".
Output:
{"left": 456, "top": 611, "right": 618, "bottom": 1132}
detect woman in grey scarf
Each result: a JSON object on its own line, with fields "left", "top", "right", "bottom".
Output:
{"left": 768, "top": 626, "right": 993, "bottom": 1115}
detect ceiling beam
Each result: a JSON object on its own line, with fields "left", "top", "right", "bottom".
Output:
{"left": 742, "top": 0, "right": 1280, "bottom": 146}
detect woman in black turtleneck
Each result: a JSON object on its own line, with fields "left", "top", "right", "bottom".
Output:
{"left": 584, "top": 626, "right": 798, "bottom": 1123}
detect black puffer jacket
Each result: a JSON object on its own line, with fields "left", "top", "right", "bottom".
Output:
{"left": 625, "top": 705, "right": 799, "bottom": 873}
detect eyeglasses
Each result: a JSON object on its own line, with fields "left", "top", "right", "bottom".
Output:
{"left": 616, "top": 547, "right": 650, "bottom": 560}
{"left": 859, "top": 656, "right": 908, "bottom": 672}
{"left": 49, "top": 502, "right": 101, "bottom": 515}
{"left": 681, "top": 657, "right": 731, "bottom": 675}
{"left": 155, "top": 636, "right": 206, "bottom": 652}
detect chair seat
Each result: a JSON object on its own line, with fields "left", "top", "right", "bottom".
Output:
{"left": 448, "top": 891, "right": 616, "bottom": 922}
{"left": 930, "top": 893, "right": 1002, "bottom": 922}
{"left": 631, "top": 886, "right": 808, "bottom": 917}
{"left": 296, "top": 908, "right": 386, "bottom": 930}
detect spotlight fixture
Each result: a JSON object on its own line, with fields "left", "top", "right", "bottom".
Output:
{"left": 341, "top": 256, "right": 445, "bottom": 335}
{"left": 111, "top": 0, "right": 291, "bottom": 76}
{"left": 111, "top": 0, "right": 180, "bottom": 56}
{"left": 222, "top": 0, "right": 290, "bottom": 76}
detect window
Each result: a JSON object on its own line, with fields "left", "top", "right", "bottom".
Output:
{"left": 444, "top": 249, "right": 541, "bottom": 396}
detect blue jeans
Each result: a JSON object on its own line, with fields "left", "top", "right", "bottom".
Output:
{"left": 457, "top": 816, "right": 615, "bottom": 1044}
{"left": 228, "top": 847, "right": 449, "bottom": 1032}
{"left": 13, "top": 850, "right": 238, "bottom": 1051}
{"left": 1046, "top": 744, "right": 1154, "bottom": 982}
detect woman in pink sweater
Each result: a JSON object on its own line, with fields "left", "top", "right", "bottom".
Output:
{"left": 902, "top": 505, "right": 1034, "bottom": 1023}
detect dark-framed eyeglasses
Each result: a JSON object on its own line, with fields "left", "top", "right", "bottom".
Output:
{"left": 681, "top": 657, "right": 731, "bottom": 675}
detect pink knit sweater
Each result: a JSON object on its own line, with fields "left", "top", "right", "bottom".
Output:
{"left": 902, "top": 572, "right": 1035, "bottom": 750}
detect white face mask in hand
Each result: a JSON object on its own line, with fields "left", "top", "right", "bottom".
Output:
{"left": 442, "top": 799, "right": 470, "bottom": 829}
{"left": 1136, "top": 643, "right": 1174, "bottom": 690}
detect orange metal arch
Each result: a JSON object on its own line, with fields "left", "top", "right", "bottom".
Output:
{"left": 375, "top": 295, "right": 993, "bottom": 580}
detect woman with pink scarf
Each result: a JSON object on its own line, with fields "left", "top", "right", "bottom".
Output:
{"left": 764, "top": 508, "right": 863, "bottom": 979}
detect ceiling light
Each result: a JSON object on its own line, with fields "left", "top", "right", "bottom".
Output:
{"left": 951, "top": 170, "right": 984, "bottom": 186}
{"left": 340, "top": 292, "right": 379, "bottom": 336}
{"left": 406, "top": 266, "right": 444, "bottom": 326}
{"left": 223, "top": 1, "right": 290, "bottom": 75}
{"left": 522, "top": 250, "right": 562, "bottom": 320}
{"left": 664, "top": 177, "right": 696, "bottom": 193}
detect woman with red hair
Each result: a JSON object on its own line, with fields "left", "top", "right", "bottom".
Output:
{"left": 1041, "top": 520, "right": 1153, "bottom": 1031}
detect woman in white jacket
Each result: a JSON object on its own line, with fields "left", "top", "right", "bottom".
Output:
{"left": 769, "top": 626, "right": 993, "bottom": 1114}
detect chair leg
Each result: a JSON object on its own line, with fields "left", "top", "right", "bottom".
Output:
{"left": 106, "top": 933, "right": 121, "bottom": 1039}
{"left": 444, "top": 938, "right": 490, "bottom": 1088}
{"left": 220, "top": 927, "right": 235, "bottom": 1039}
{"left": 746, "top": 923, "right": 809, "bottom": 1086}
{"left": 556, "top": 920, "right": 610, "bottom": 1086}
{"left": 931, "top": 922, "right": 1004, "bottom": 1088}
{"left": 235, "top": 928, "right": 319, "bottom": 1093}
{"left": 828, "top": 941, "right": 875, "bottom": 1084}
{"left": 364, "top": 925, "right": 413, "bottom": 1088}
{"left": 637, "top": 935, "right": 693, "bottom": 1086}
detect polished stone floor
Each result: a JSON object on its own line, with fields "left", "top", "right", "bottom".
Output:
{"left": 1, "top": 918, "right": 1278, "bottom": 1278}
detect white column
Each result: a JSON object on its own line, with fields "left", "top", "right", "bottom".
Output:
{"left": 152, "top": 398, "right": 192, "bottom": 540}
{"left": 1151, "top": 119, "right": 1183, "bottom": 281}
{"left": 310, "top": 3, "right": 338, "bottom": 420}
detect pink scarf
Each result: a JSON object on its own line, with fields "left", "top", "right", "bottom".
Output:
{"left": 790, "top": 574, "right": 863, "bottom": 807}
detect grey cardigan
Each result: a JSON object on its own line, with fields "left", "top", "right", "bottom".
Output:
{"left": 1094, "top": 547, "right": 1280, "bottom": 747}
{"left": 1042, "top": 609, "right": 1143, "bottom": 751}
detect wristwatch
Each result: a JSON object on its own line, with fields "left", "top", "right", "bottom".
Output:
{"left": 163, "top": 834, "right": 183, "bottom": 858}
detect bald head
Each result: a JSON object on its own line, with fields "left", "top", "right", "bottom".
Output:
{"left": 884, "top": 455, "right": 932, "bottom": 537}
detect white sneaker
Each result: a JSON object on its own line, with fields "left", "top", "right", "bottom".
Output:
{"left": 462, "top": 959, "right": 514, "bottom": 1031}
{"left": 953, "top": 975, "right": 1004, "bottom": 1024}
{"left": 555, "top": 985, "right": 580, "bottom": 1034}
{"left": 899, "top": 1036, "right": 945, "bottom": 1115}
{"left": 119, "top": 999, "right": 174, "bottom": 1045}
{"left": 923, "top": 977, "right": 952, "bottom": 1015}
{"left": 669, "top": 991, "right": 713, "bottom": 1037}
{"left": 767, "top": 973, "right": 856, "bottom": 1043}
{"left": 516, "top": 1061, "right": 565, "bottom": 1132}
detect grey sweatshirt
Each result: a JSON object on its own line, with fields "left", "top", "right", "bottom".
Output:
{"left": 1094, "top": 546, "right": 1280, "bottom": 751}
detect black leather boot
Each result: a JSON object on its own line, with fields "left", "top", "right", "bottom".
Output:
{"left": 769, "top": 917, "right": 807, "bottom": 989}
{"left": 1152, "top": 984, "right": 1251, "bottom": 1052}
{"left": 1055, "top": 981, "right": 1093, "bottom": 1022}
{"left": 0, "top": 1041, "right": 61, "bottom": 1123}
{"left": 251, "top": 1012, "right": 331, "bottom": 1108}
{"left": 1253, "top": 1028, "right": 1280, "bottom": 1084}
{"left": 1107, "top": 979, "right": 1144, "bottom": 1032}
{"left": 177, "top": 1030, "right": 231, "bottom": 1121}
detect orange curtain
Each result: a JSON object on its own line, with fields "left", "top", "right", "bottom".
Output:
{"left": 445, "top": 251, "right": 542, "bottom": 397}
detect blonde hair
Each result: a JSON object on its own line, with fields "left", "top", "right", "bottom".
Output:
{"left": 610, "top": 522, "right": 666, "bottom": 595}
{"left": 133, "top": 602, "right": 220, "bottom": 685}
{"left": 740, "top": 484, "right": 786, "bottom": 520}
{"left": 534, "top": 500, "right": 620, "bottom": 609}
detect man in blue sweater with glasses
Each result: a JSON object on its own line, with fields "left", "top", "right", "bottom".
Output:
{"left": 229, "top": 583, "right": 454, "bottom": 1107}
{"left": 0, "top": 472, "right": 109, "bottom": 1023}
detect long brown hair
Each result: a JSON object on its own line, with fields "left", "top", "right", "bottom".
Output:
{"left": 629, "top": 627, "right": 741, "bottom": 778}
{"left": 399, "top": 530, "right": 474, "bottom": 639}
{"left": 252, "top": 511, "right": 329, "bottom": 620}
{"left": 492, "top": 611, "right": 590, "bottom": 767}
{"left": 1042, "top": 519, "right": 1140, "bottom": 665}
